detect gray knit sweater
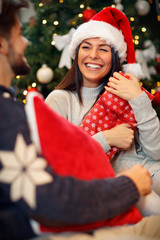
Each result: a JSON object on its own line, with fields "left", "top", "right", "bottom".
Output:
{"left": 45, "top": 84, "right": 160, "bottom": 176}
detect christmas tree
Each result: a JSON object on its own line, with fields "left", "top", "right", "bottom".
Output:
{"left": 14, "top": 0, "right": 160, "bottom": 117}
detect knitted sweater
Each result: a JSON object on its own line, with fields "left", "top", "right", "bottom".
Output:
{"left": 0, "top": 85, "right": 140, "bottom": 239}
{"left": 45, "top": 85, "right": 160, "bottom": 176}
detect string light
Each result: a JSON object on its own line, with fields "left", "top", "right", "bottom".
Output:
{"left": 133, "top": 39, "right": 139, "bottom": 45}
{"left": 134, "top": 40, "right": 139, "bottom": 45}
{"left": 16, "top": 75, "right": 21, "bottom": 79}
{"left": 53, "top": 21, "right": 59, "bottom": 25}
{"left": 151, "top": 89, "right": 155, "bottom": 94}
{"left": 135, "top": 35, "right": 139, "bottom": 40}
{"left": 23, "top": 99, "right": 26, "bottom": 104}
{"left": 51, "top": 40, "right": 55, "bottom": 45}
{"left": 80, "top": 4, "right": 84, "bottom": 8}
{"left": 59, "top": 0, "right": 63, "bottom": 2}
{"left": 23, "top": 90, "right": 28, "bottom": 96}
{"left": 52, "top": 33, "right": 57, "bottom": 45}
{"left": 141, "top": 27, "right": 147, "bottom": 32}
{"left": 39, "top": 3, "right": 43, "bottom": 7}
{"left": 111, "top": 4, "right": 116, "bottom": 8}
{"left": 42, "top": 19, "right": 47, "bottom": 24}
{"left": 130, "top": 17, "right": 135, "bottom": 22}
{"left": 32, "top": 82, "right": 37, "bottom": 88}
{"left": 78, "top": 13, "right": 83, "bottom": 18}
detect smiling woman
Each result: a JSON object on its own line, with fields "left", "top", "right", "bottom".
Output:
{"left": 45, "top": 41, "right": 121, "bottom": 124}
{"left": 45, "top": 6, "right": 160, "bottom": 208}
{"left": 78, "top": 38, "right": 112, "bottom": 88}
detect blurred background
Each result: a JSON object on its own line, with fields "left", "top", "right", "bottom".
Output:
{"left": 16, "top": 0, "right": 160, "bottom": 117}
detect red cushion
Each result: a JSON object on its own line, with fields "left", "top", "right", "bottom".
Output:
{"left": 26, "top": 92, "right": 142, "bottom": 233}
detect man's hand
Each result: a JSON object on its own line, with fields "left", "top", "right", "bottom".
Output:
{"left": 120, "top": 164, "right": 152, "bottom": 196}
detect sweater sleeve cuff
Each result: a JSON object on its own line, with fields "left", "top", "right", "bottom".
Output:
{"left": 129, "top": 92, "right": 156, "bottom": 123}
{"left": 92, "top": 131, "right": 111, "bottom": 153}
{"left": 115, "top": 175, "right": 140, "bottom": 201}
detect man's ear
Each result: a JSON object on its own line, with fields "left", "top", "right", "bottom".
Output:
{"left": 0, "top": 37, "right": 8, "bottom": 55}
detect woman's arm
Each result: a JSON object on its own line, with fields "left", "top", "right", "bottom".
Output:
{"left": 93, "top": 124, "right": 135, "bottom": 153}
{"left": 45, "top": 90, "right": 69, "bottom": 118}
{"left": 105, "top": 72, "right": 160, "bottom": 161}
{"left": 129, "top": 92, "right": 160, "bottom": 161}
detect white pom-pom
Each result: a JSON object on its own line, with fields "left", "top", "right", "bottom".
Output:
{"left": 122, "top": 63, "right": 145, "bottom": 80}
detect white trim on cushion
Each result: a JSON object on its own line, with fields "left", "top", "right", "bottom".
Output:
{"left": 25, "top": 91, "right": 42, "bottom": 154}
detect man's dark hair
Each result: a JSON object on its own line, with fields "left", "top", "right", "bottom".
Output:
{"left": 0, "top": 0, "right": 28, "bottom": 38}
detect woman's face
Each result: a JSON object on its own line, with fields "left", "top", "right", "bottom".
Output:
{"left": 78, "top": 37, "right": 112, "bottom": 88}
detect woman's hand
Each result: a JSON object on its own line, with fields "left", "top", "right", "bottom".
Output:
{"left": 103, "top": 123, "right": 135, "bottom": 150}
{"left": 105, "top": 72, "right": 143, "bottom": 101}
{"left": 119, "top": 164, "right": 152, "bottom": 196}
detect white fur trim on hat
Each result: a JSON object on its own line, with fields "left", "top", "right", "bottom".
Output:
{"left": 122, "top": 63, "right": 145, "bottom": 79}
{"left": 69, "top": 20, "right": 127, "bottom": 63}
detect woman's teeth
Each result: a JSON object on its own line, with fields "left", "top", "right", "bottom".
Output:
{"left": 86, "top": 63, "right": 102, "bottom": 69}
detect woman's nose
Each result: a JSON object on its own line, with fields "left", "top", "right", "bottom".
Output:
{"left": 89, "top": 48, "right": 98, "bottom": 59}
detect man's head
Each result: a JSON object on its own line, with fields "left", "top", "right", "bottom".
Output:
{"left": 0, "top": 0, "right": 28, "bottom": 39}
{"left": 0, "top": 0, "right": 30, "bottom": 83}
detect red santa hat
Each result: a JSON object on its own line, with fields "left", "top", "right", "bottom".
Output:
{"left": 69, "top": 7, "right": 144, "bottom": 79}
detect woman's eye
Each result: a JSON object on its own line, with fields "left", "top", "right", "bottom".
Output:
{"left": 100, "top": 48, "right": 108, "bottom": 52}
{"left": 82, "top": 46, "right": 90, "bottom": 49}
